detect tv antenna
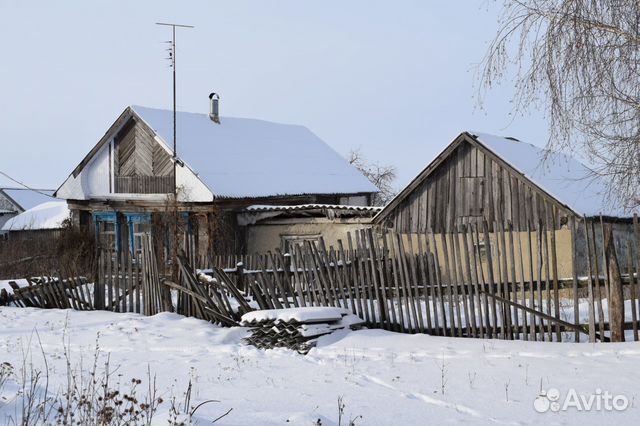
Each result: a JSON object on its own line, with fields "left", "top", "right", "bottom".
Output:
{"left": 156, "top": 22, "right": 194, "bottom": 196}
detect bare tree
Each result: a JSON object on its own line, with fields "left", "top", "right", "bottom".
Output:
{"left": 349, "top": 149, "right": 397, "bottom": 206}
{"left": 479, "top": 0, "right": 640, "bottom": 210}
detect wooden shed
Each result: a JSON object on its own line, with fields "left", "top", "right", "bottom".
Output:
{"left": 373, "top": 131, "right": 638, "bottom": 278}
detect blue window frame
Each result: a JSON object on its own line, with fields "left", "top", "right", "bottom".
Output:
{"left": 125, "top": 213, "right": 151, "bottom": 259}
{"left": 92, "top": 212, "right": 121, "bottom": 253}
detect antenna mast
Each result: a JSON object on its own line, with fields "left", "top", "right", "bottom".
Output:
{"left": 156, "top": 22, "right": 194, "bottom": 196}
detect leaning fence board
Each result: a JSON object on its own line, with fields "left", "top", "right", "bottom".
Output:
{"left": 451, "top": 230, "right": 471, "bottom": 336}
{"left": 396, "top": 233, "right": 417, "bottom": 332}
{"left": 429, "top": 230, "right": 448, "bottom": 336}
{"left": 439, "top": 232, "right": 459, "bottom": 336}
{"left": 627, "top": 244, "right": 638, "bottom": 341}
{"left": 397, "top": 233, "right": 422, "bottom": 333}
{"left": 483, "top": 221, "right": 501, "bottom": 338}
{"left": 465, "top": 225, "right": 484, "bottom": 338}
{"left": 513, "top": 223, "right": 528, "bottom": 341}
{"left": 535, "top": 222, "right": 546, "bottom": 341}
{"left": 550, "top": 210, "right": 561, "bottom": 341}
{"left": 416, "top": 234, "right": 434, "bottom": 334}
{"left": 480, "top": 289, "right": 600, "bottom": 340}
{"left": 496, "top": 221, "right": 512, "bottom": 339}
{"left": 589, "top": 222, "right": 606, "bottom": 340}
{"left": 570, "top": 217, "right": 580, "bottom": 342}
{"left": 367, "top": 228, "right": 392, "bottom": 330}
{"left": 506, "top": 223, "right": 520, "bottom": 339}
{"left": 387, "top": 231, "right": 407, "bottom": 333}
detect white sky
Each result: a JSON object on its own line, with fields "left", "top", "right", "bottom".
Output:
{"left": 0, "top": 0, "right": 549, "bottom": 191}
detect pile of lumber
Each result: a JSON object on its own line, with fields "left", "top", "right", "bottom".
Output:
{"left": 241, "top": 307, "right": 364, "bottom": 354}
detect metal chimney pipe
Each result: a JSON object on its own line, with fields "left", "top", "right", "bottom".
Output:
{"left": 209, "top": 92, "right": 220, "bottom": 124}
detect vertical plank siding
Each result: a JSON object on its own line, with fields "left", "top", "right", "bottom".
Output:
{"left": 383, "top": 140, "right": 571, "bottom": 234}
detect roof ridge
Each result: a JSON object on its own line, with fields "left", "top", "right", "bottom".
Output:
{"left": 130, "top": 105, "right": 309, "bottom": 129}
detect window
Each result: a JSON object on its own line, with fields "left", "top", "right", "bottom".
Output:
{"left": 93, "top": 212, "right": 120, "bottom": 254}
{"left": 281, "top": 234, "right": 321, "bottom": 254}
{"left": 126, "top": 213, "right": 151, "bottom": 262}
{"left": 93, "top": 212, "right": 153, "bottom": 260}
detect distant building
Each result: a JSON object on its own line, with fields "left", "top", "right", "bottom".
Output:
{"left": 0, "top": 187, "right": 55, "bottom": 231}
{"left": 1, "top": 201, "right": 70, "bottom": 240}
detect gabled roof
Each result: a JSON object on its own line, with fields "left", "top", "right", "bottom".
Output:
{"left": 0, "top": 189, "right": 22, "bottom": 213}
{"left": 1, "top": 188, "right": 55, "bottom": 211}
{"left": 375, "top": 131, "right": 635, "bottom": 222}
{"left": 471, "top": 132, "right": 633, "bottom": 218}
{"left": 0, "top": 174, "right": 55, "bottom": 212}
{"left": 130, "top": 106, "right": 378, "bottom": 199}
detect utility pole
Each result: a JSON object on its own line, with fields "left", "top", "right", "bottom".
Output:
{"left": 156, "top": 22, "right": 194, "bottom": 197}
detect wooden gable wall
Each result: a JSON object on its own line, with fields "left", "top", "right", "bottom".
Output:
{"left": 382, "top": 138, "right": 574, "bottom": 233}
{"left": 114, "top": 118, "right": 173, "bottom": 177}
{"left": 113, "top": 118, "right": 174, "bottom": 194}
{"left": 0, "top": 190, "right": 21, "bottom": 213}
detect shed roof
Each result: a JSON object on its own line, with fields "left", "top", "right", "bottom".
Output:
{"left": 131, "top": 106, "right": 378, "bottom": 199}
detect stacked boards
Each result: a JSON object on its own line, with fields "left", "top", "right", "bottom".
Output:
{"left": 241, "top": 307, "right": 364, "bottom": 354}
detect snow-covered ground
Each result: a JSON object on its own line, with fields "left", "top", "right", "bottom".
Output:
{"left": 0, "top": 306, "right": 638, "bottom": 425}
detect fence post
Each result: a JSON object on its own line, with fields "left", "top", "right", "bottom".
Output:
{"left": 94, "top": 249, "right": 105, "bottom": 310}
{"left": 236, "top": 261, "right": 245, "bottom": 294}
{"left": 604, "top": 224, "right": 625, "bottom": 342}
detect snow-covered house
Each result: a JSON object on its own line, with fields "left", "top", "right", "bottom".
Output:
{"left": 373, "top": 131, "right": 639, "bottom": 277}
{"left": 1, "top": 201, "right": 70, "bottom": 237}
{"left": 55, "top": 104, "right": 378, "bottom": 260}
{"left": 0, "top": 187, "right": 55, "bottom": 231}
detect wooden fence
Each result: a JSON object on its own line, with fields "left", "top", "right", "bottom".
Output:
{"left": 208, "top": 216, "right": 639, "bottom": 343}
{"left": 93, "top": 234, "right": 172, "bottom": 315}
{"left": 3, "top": 215, "right": 639, "bottom": 344}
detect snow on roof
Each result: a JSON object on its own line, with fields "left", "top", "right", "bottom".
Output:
{"left": 131, "top": 106, "right": 379, "bottom": 199}
{"left": 1, "top": 201, "right": 69, "bottom": 231}
{"left": 1, "top": 188, "right": 55, "bottom": 211}
{"left": 471, "top": 132, "right": 635, "bottom": 218}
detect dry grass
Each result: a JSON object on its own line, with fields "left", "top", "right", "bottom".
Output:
{"left": 0, "top": 328, "right": 162, "bottom": 426}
